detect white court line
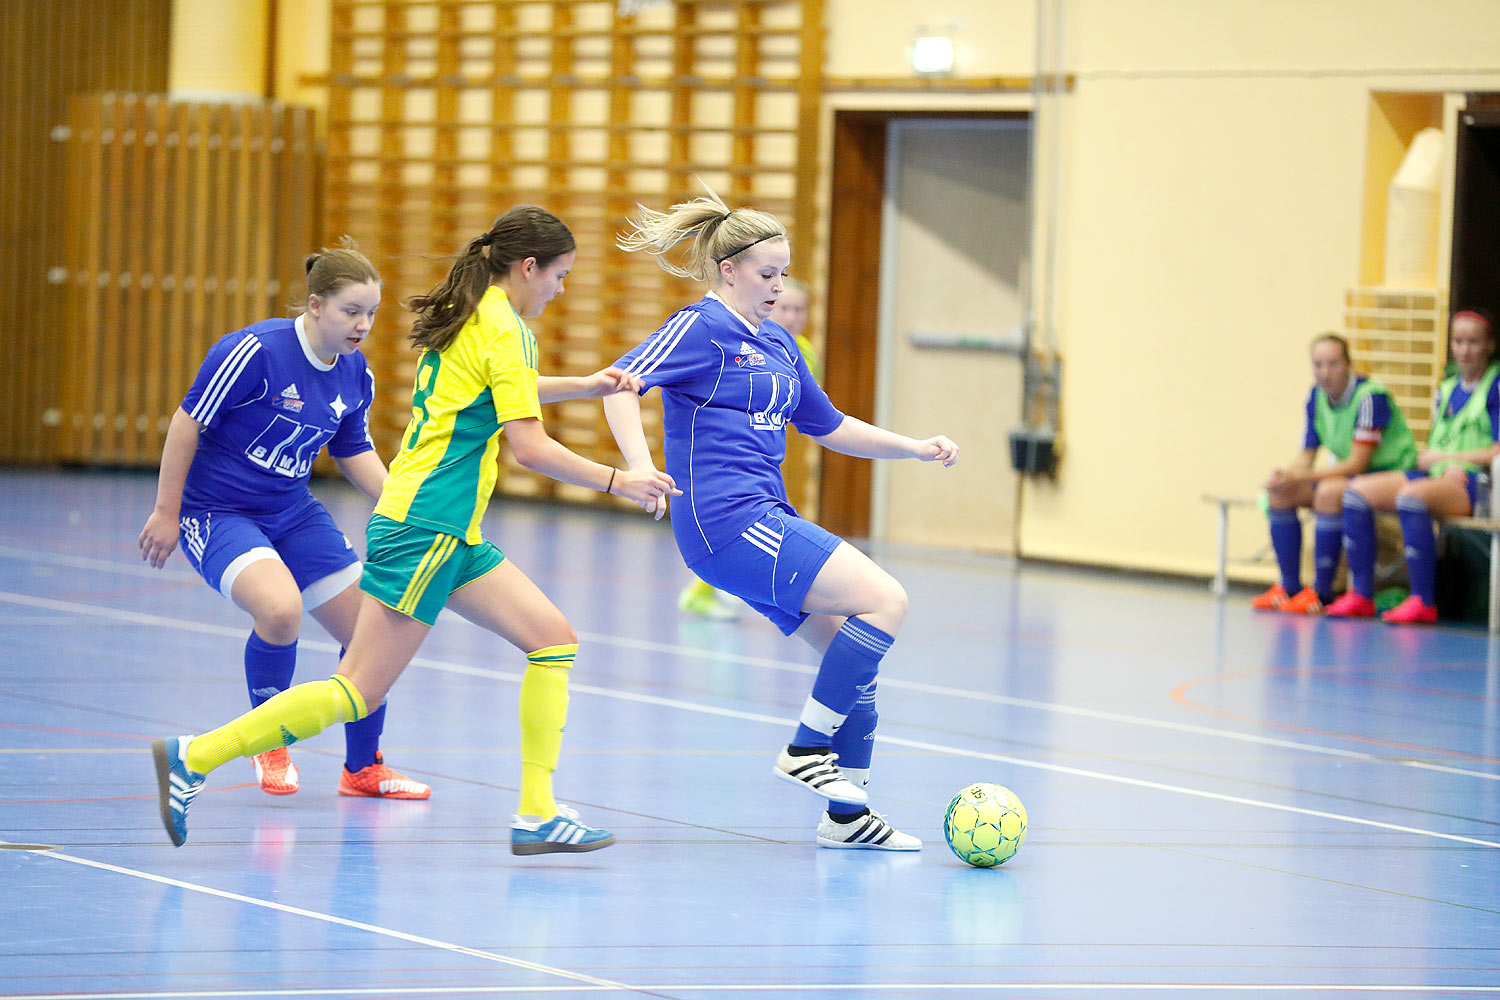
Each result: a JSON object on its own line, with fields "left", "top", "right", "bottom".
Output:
{"left": 7, "top": 543, "right": 1499, "bottom": 777}
{"left": 19, "top": 849, "right": 638, "bottom": 994}
{"left": 1, "top": 589, "right": 1498, "bottom": 850}
{"left": 7, "top": 982, "right": 1500, "bottom": 998}
{"left": 1, "top": 573, "right": 1497, "bottom": 782}
{"left": 0, "top": 546, "right": 201, "bottom": 583}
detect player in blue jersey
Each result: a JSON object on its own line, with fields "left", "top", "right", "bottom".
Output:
{"left": 139, "top": 240, "right": 430, "bottom": 800}
{"left": 1331, "top": 309, "right": 1500, "bottom": 624}
{"left": 678, "top": 277, "right": 820, "bottom": 621}
{"left": 603, "top": 189, "right": 959, "bottom": 851}
{"left": 1251, "top": 334, "right": 1417, "bottom": 615}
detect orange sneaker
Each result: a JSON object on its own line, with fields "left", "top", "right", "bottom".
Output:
{"left": 1250, "top": 584, "right": 1289, "bottom": 610}
{"left": 337, "top": 753, "right": 431, "bottom": 800}
{"left": 1381, "top": 595, "right": 1438, "bottom": 625}
{"left": 1280, "top": 587, "right": 1324, "bottom": 615}
{"left": 1325, "top": 592, "right": 1376, "bottom": 618}
{"left": 252, "top": 747, "right": 300, "bottom": 796}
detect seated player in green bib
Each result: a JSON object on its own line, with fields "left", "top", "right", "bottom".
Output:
{"left": 1253, "top": 333, "right": 1416, "bottom": 614}
{"left": 1332, "top": 310, "right": 1500, "bottom": 624}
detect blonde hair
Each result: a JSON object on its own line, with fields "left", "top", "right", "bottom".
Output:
{"left": 617, "top": 185, "right": 786, "bottom": 281}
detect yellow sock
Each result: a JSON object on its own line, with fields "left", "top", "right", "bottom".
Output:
{"left": 185, "top": 675, "right": 368, "bottom": 775}
{"left": 517, "top": 643, "right": 576, "bottom": 818}
{"left": 687, "top": 578, "right": 716, "bottom": 600}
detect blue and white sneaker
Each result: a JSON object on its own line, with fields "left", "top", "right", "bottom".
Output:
{"left": 773, "top": 746, "right": 868, "bottom": 805}
{"left": 152, "top": 736, "right": 206, "bottom": 847}
{"left": 510, "top": 804, "right": 616, "bottom": 856}
{"left": 816, "top": 809, "right": 922, "bottom": 851}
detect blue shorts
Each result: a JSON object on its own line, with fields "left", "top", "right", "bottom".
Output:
{"left": 1405, "top": 468, "right": 1479, "bottom": 508}
{"left": 689, "top": 510, "right": 841, "bottom": 635}
{"left": 178, "top": 493, "right": 360, "bottom": 609}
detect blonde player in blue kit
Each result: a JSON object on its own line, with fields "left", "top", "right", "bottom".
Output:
{"left": 678, "top": 277, "right": 819, "bottom": 621}
{"left": 139, "top": 240, "right": 429, "bottom": 800}
{"left": 151, "top": 206, "right": 680, "bottom": 851}
{"left": 603, "top": 188, "right": 959, "bottom": 851}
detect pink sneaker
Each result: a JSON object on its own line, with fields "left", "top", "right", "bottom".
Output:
{"left": 1325, "top": 592, "right": 1376, "bottom": 618}
{"left": 1381, "top": 595, "right": 1438, "bottom": 625}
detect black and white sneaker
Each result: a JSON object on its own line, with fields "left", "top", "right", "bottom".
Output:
{"left": 816, "top": 809, "right": 921, "bottom": 851}
{"left": 772, "top": 746, "right": 868, "bottom": 805}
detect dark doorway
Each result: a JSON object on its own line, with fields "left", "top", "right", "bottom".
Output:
{"left": 1450, "top": 106, "right": 1500, "bottom": 320}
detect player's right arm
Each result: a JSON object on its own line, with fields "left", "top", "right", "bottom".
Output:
{"left": 601, "top": 390, "right": 668, "bottom": 519}
{"left": 139, "top": 407, "right": 202, "bottom": 568}
{"left": 504, "top": 415, "right": 678, "bottom": 507}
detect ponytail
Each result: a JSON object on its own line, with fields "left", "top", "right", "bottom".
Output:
{"left": 617, "top": 183, "right": 785, "bottom": 281}
{"left": 407, "top": 206, "right": 575, "bottom": 352}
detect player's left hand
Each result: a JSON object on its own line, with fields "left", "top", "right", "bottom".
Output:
{"left": 917, "top": 435, "right": 960, "bottom": 467}
{"left": 581, "top": 367, "right": 644, "bottom": 398}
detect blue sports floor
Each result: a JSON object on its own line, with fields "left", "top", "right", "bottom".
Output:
{"left": 1, "top": 467, "right": 1498, "bottom": 998}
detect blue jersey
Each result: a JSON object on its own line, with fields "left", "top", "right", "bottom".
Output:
{"left": 180, "top": 316, "right": 376, "bottom": 517}
{"left": 615, "top": 293, "right": 845, "bottom": 565}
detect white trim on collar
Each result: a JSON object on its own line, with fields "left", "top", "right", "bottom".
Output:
{"left": 706, "top": 290, "right": 759, "bottom": 335}
{"left": 295, "top": 314, "right": 337, "bottom": 371}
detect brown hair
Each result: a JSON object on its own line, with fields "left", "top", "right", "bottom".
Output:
{"left": 1309, "top": 332, "right": 1350, "bottom": 363}
{"left": 407, "top": 206, "right": 576, "bottom": 352}
{"left": 304, "top": 236, "right": 380, "bottom": 301}
{"left": 616, "top": 184, "right": 786, "bottom": 281}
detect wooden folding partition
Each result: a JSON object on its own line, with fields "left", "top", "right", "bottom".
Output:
{"left": 322, "top": 0, "right": 825, "bottom": 508}
{"left": 55, "top": 95, "right": 319, "bottom": 466}
{"left": 1344, "top": 286, "right": 1447, "bottom": 445}
{"left": 0, "top": 0, "right": 170, "bottom": 464}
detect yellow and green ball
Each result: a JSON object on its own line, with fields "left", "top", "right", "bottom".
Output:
{"left": 944, "top": 782, "right": 1026, "bottom": 867}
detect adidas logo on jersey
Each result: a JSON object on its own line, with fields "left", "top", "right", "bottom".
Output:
{"left": 740, "top": 340, "right": 754, "bottom": 353}
{"left": 274, "top": 382, "right": 305, "bottom": 413}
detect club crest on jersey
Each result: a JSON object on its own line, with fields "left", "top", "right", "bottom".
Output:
{"left": 273, "top": 383, "right": 304, "bottom": 413}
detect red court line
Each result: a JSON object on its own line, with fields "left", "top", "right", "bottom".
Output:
{"left": 0, "top": 721, "right": 150, "bottom": 740}
{"left": 1171, "top": 672, "right": 1500, "bottom": 765}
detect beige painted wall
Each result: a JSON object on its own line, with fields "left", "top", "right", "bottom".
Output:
{"left": 1023, "top": 0, "right": 1500, "bottom": 579}
{"left": 169, "top": 0, "right": 270, "bottom": 97}
{"left": 174, "top": 0, "right": 1500, "bottom": 579}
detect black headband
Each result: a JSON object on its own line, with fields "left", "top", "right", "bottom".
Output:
{"left": 716, "top": 232, "right": 782, "bottom": 264}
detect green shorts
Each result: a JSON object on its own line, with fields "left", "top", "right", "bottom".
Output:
{"left": 360, "top": 514, "right": 505, "bottom": 626}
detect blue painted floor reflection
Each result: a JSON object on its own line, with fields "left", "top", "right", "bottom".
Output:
{"left": 1, "top": 468, "right": 1498, "bottom": 998}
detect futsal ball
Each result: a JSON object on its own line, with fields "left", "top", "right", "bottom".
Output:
{"left": 944, "top": 782, "right": 1026, "bottom": 868}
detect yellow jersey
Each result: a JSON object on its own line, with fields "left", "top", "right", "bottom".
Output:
{"left": 374, "top": 286, "right": 542, "bottom": 543}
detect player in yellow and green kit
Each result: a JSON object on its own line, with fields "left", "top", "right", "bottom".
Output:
{"left": 152, "top": 206, "right": 680, "bottom": 852}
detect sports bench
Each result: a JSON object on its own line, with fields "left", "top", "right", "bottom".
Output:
{"left": 1202, "top": 494, "right": 1500, "bottom": 635}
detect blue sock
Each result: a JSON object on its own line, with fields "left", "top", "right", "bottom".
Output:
{"left": 244, "top": 632, "right": 296, "bottom": 708}
{"left": 828, "top": 680, "right": 877, "bottom": 817}
{"left": 333, "top": 645, "right": 385, "bottom": 771}
{"left": 1268, "top": 509, "right": 1303, "bottom": 593}
{"left": 1312, "top": 513, "right": 1343, "bottom": 600}
{"left": 1342, "top": 489, "right": 1376, "bottom": 598}
{"left": 344, "top": 700, "right": 386, "bottom": 771}
{"left": 791, "top": 618, "right": 893, "bottom": 749}
{"left": 1397, "top": 496, "right": 1437, "bottom": 605}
